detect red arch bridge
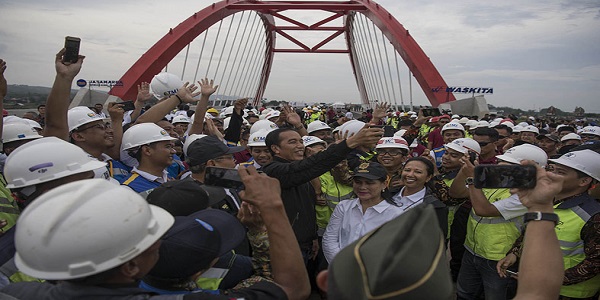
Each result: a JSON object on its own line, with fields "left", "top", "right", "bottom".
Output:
{"left": 109, "top": 0, "right": 456, "bottom": 108}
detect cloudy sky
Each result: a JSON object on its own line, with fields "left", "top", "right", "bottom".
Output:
{"left": 1, "top": 0, "right": 599, "bottom": 112}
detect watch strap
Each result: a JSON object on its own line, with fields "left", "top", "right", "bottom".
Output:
{"left": 465, "top": 177, "right": 475, "bottom": 186}
{"left": 524, "top": 212, "right": 559, "bottom": 225}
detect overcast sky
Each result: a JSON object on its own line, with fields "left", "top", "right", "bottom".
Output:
{"left": 1, "top": 0, "right": 599, "bottom": 112}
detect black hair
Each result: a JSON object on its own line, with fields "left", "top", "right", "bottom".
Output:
{"left": 265, "top": 127, "right": 297, "bottom": 156}
{"left": 403, "top": 157, "right": 435, "bottom": 191}
{"left": 557, "top": 126, "right": 576, "bottom": 133}
{"left": 494, "top": 124, "right": 513, "bottom": 135}
{"left": 473, "top": 127, "right": 499, "bottom": 142}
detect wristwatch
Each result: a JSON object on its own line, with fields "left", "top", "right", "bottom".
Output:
{"left": 465, "top": 177, "right": 475, "bottom": 186}
{"left": 524, "top": 212, "right": 559, "bottom": 226}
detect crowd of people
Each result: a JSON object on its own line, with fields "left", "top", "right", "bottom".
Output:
{"left": 0, "top": 47, "right": 598, "bottom": 300}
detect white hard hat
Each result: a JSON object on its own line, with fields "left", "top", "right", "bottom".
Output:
{"left": 445, "top": 138, "right": 481, "bottom": 154}
{"left": 26, "top": 119, "right": 42, "bottom": 130}
{"left": 521, "top": 125, "right": 539, "bottom": 134}
{"left": 261, "top": 108, "right": 272, "bottom": 115}
{"left": 580, "top": 126, "right": 600, "bottom": 137}
{"left": 122, "top": 123, "right": 177, "bottom": 151}
{"left": 1, "top": 123, "right": 43, "bottom": 144}
{"left": 393, "top": 129, "right": 407, "bottom": 138}
{"left": 171, "top": 115, "right": 191, "bottom": 124}
{"left": 518, "top": 122, "right": 529, "bottom": 127}
{"left": 14, "top": 179, "right": 174, "bottom": 280}
{"left": 451, "top": 114, "right": 460, "bottom": 119}
{"left": 307, "top": 121, "right": 331, "bottom": 134}
{"left": 247, "top": 129, "right": 268, "bottom": 147}
{"left": 149, "top": 72, "right": 182, "bottom": 99}
{"left": 222, "top": 106, "right": 234, "bottom": 117}
{"left": 489, "top": 121, "right": 500, "bottom": 128}
{"left": 183, "top": 134, "right": 207, "bottom": 156}
{"left": 376, "top": 137, "right": 409, "bottom": 150}
{"left": 549, "top": 149, "right": 600, "bottom": 181}
{"left": 500, "top": 121, "right": 514, "bottom": 128}
{"left": 475, "top": 121, "right": 490, "bottom": 128}
{"left": 465, "top": 120, "right": 478, "bottom": 129}
{"left": 4, "top": 137, "right": 107, "bottom": 189}
{"left": 512, "top": 125, "right": 523, "bottom": 133}
{"left": 265, "top": 110, "right": 280, "bottom": 120}
{"left": 3, "top": 116, "right": 22, "bottom": 124}
{"left": 337, "top": 120, "right": 365, "bottom": 137}
{"left": 223, "top": 117, "right": 231, "bottom": 131}
{"left": 67, "top": 106, "right": 103, "bottom": 132}
{"left": 458, "top": 117, "right": 469, "bottom": 124}
{"left": 249, "top": 120, "right": 278, "bottom": 135}
{"left": 560, "top": 133, "right": 581, "bottom": 142}
{"left": 302, "top": 136, "right": 327, "bottom": 147}
{"left": 496, "top": 144, "right": 547, "bottom": 167}
{"left": 441, "top": 122, "right": 465, "bottom": 133}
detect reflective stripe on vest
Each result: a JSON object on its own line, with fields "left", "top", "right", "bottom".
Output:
{"left": 555, "top": 204, "right": 600, "bottom": 298}
{"left": 464, "top": 188, "right": 522, "bottom": 261}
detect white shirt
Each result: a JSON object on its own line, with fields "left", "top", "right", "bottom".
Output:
{"left": 392, "top": 187, "right": 426, "bottom": 213}
{"left": 323, "top": 197, "right": 404, "bottom": 263}
{"left": 491, "top": 193, "right": 527, "bottom": 220}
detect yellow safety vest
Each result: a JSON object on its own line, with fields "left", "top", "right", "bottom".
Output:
{"left": 0, "top": 174, "right": 19, "bottom": 231}
{"left": 554, "top": 199, "right": 600, "bottom": 298}
{"left": 316, "top": 172, "right": 354, "bottom": 231}
{"left": 464, "top": 188, "right": 522, "bottom": 261}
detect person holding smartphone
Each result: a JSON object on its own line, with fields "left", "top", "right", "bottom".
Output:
{"left": 453, "top": 144, "right": 548, "bottom": 300}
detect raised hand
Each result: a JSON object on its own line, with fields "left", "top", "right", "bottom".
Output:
{"left": 197, "top": 77, "right": 219, "bottom": 96}
{"left": 512, "top": 162, "right": 563, "bottom": 212}
{"left": 136, "top": 82, "right": 153, "bottom": 103}
{"left": 234, "top": 98, "right": 249, "bottom": 114}
{"left": 346, "top": 124, "right": 384, "bottom": 149}
{"left": 107, "top": 102, "right": 124, "bottom": 120}
{"left": 372, "top": 102, "right": 390, "bottom": 120}
{"left": 238, "top": 166, "right": 283, "bottom": 211}
{"left": 238, "top": 202, "right": 266, "bottom": 233}
{"left": 0, "top": 59, "right": 7, "bottom": 98}
{"left": 55, "top": 48, "right": 85, "bottom": 80}
{"left": 282, "top": 105, "right": 302, "bottom": 127}
{"left": 176, "top": 82, "right": 202, "bottom": 103}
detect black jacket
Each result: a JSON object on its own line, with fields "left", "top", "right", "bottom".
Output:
{"left": 261, "top": 140, "right": 353, "bottom": 246}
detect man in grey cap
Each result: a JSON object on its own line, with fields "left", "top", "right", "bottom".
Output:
{"left": 184, "top": 135, "right": 246, "bottom": 215}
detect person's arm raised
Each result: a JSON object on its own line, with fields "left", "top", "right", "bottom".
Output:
{"left": 237, "top": 166, "right": 311, "bottom": 300}
{"left": 135, "top": 82, "right": 201, "bottom": 124}
{"left": 128, "top": 82, "right": 152, "bottom": 124}
{"left": 512, "top": 163, "right": 564, "bottom": 300}
{"left": 345, "top": 124, "right": 384, "bottom": 149}
{"left": 44, "top": 49, "right": 85, "bottom": 140}
{"left": 106, "top": 102, "right": 124, "bottom": 159}
{"left": 189, "top": 78, "right": 218, "bottom": 135}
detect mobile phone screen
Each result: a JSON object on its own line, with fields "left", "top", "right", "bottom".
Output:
{"left": 204, "top": 166, "right": 244, "bottom": 190}
{"left": 64, "top": 36, "right": 81, "bottom": 63}
{"left": 121, "top": 101, "right": 136, "bottom": 112}
{"left": 422, "top": 108, "right": 441, "bottom": 117}
{"left": 473, "top": 165, "right": 537, "bottom": 189}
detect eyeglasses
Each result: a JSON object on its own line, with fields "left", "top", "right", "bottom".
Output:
{"left": 77, "top": 123, "right": 109, "bottom": 131}
{"left": 378, "top": 150, "right": 406, "bottom": 157}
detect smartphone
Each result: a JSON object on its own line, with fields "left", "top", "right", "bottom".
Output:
{"left": 383, "top": 125, "right": 396, "bottom": 137}
{"left": 468, "top": 151, "right": 478, "bottom": 164}
{"left": 422, "top": 108, "right": 441, "bottom": 117}
{"left": 474, "top": 165, "right": 537, "bottom": 189}
{"left": 204, "top": 166, "right": 244, "bottom": 190}
{"left": 121, "top": 101, "right": 136, "bottom": 112}
{"left": 63, "top": 36, "right": 81, "bottom": 63}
